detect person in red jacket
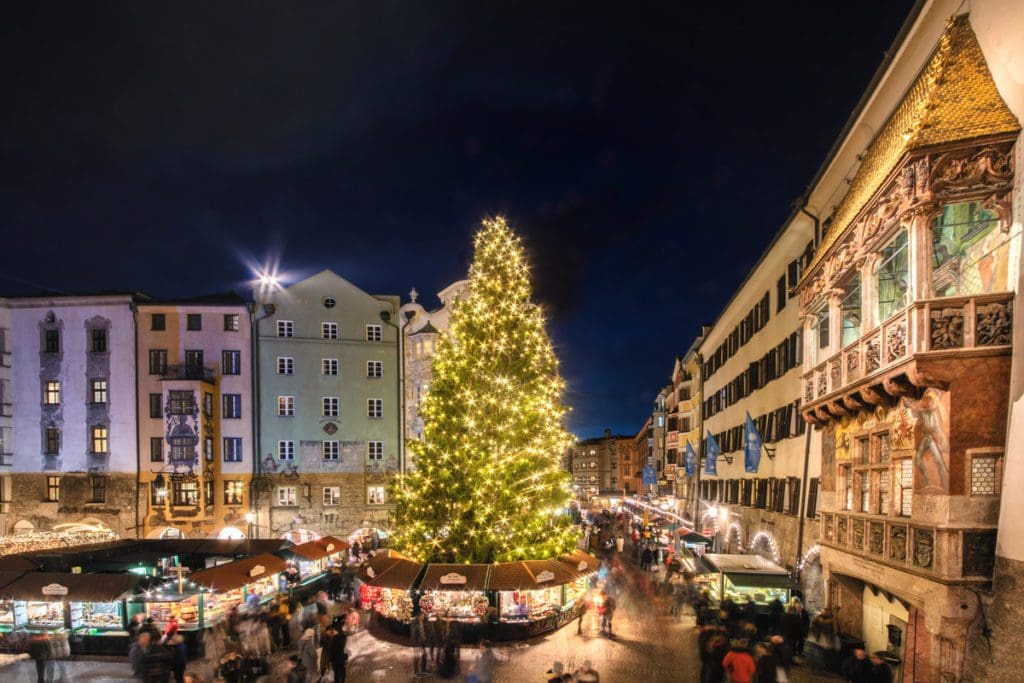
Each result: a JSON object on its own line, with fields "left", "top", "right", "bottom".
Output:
{"left": 721, "top": 639, "right": 757, "bottom": 683}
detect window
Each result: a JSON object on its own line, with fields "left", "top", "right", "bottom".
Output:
{"left": 367, "top": 360, "right": 383, "bottom": 378}
{"left": 276, "top": 486, "right": 297, "bottom": 506}
{"left": 185, "top": 350, "right": 204, "bottom": 375}
{"left": 879, "top": 433, "right": 891, "bottom": 463}
{"left": 150, "top": 437, "right": 164, "bottom": 462}
{"left": 204, "top": 392, "right": 213, "bottom": 417}
{"left": 91, "top": 379, "right": 108, "bottom": 404}
{"left": 857, "top": 437, "right": 870, "bottom": 465}
{"left": 224, "top": 314, "right": 240, "bottom": 331}
{"left": 224, "top": 480, "right": 244, "bottom": 505}
{"left": 842, "top": 465, "right": 853, "bottom": 510}
{"left": 45, "top": 329, "right": 60, "bottom": 353}
{"left": 879, "top": 469, "right": 890, "bottom": 514}
{"left": 323, "top": 297, "right": 336, "bottom": 309}
{"left": 223, "top": 394, "right": 242, "bottom": 418}
{"left": 322, "top": 322, "right": 338, "bottom": 340}
{"left": 277, "top": 396, "right": 294, "bottom": 417}
{"left": 970, "top": 455, "right": 999, "bottom": 496}
{"left": 45, "top": 427, "right": 60, "bottom": 454}
{"left": 840, "top": 273, "right": 862, "bottom": 347}
{"left": 366, "top": 324, "right": 382, "bottom": 342}
{"left": 169, "top": 390, "right": 194, "bottom": 415}
{"left": 816, "top": 309, "right": 830, "bottom": 358}
{"left": 149, "top": 393, "right": 162, "bottom": 419}
{"left": 806, "top": 477, "right": 819, "bottom": 518}
{"left": 43, "top": 381, "right": 60, "bottom": 405}
{"left": 173, "top": 480, "right": 198, "bottom": 506}
{"left": 222, "top": 350, "right": 241, "bottom": 375}
{"left": 323, "top": 397, "right": 339, "bottom": 417}
{"left": 151, "top": 314, "right": 166, "bottom": 331}
{"left": 170, "top": 441, "right": 193, "bottom": 463}
{"left": 932, "top": 201, "right": 1007, "bottom": 296}
{"left": 368, "top": 441, "right": 383, "bottom": 461}
{"left": 45, "top": 476, "right": 60, "bottom": 502}
{"left": 277, "top": 320, "right": 294, "bottom": 338}
{"left": 323, "top": 486, "right": 341, "bottom": 505}
{"left": 204, "top": 436, "right": 213, "bottom": 461}
{"left": 777, "top": 275, "right": 788, "bottom": 313}
{"left": 205, "top": 479, "right": 214, "bottom": 506}
{"left": 277, "top": 357, "right": 294, "bottom": 375}
{"left": 223, "top": 437, "right": 242, "bottom": 462}
{"left": 91, "top": 328, "right": 107, "bottom": 353}
{"left": 367, "top": 398, "right": 383, "bottom": 419}
{"left": 322, "top": 358, "right": 338, "bottom": 376}
{"left": 185, "top": 314, "right": 201, "bottom": 331}
{"left": 90, "top": 475, "right": 107, "bottom": 503}
{"left": 860, "top": 471, "right": 871, "bottom": 513}
{"left": 898, "top": 459, "right": 913, "bottom": 517}
{"left": 322, "top": 441, "right": 340, "bottom": 460}
{"left": 149, "top": 349, "right": 168, "bottom": 374}
{"left": 367, "top": 486, "right": 385, "bottom": 505}
{"left": 877, "top": 230, "right": 909, "bottom": 322}
{"left": 91, "top": 426, "right": 108, "bottom": 454}
{"left": 278, "top": 440, "right": 295, "bottom": 460}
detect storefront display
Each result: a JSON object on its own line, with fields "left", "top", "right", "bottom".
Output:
{"left": 188, "top": 553, "right": 287, "bottom": 613}
{"left": 498, "top": 585, "right": 561, "bottom": 621}
{"left": 0, "top": 599, "right": 14, "bottom": 630}
{"left": 25, "top": 601, "right": 64, "bottom": 629}
{"left": 142, "top": 594, "right": 202, "bottom": 630}
{"left": 70, "top": 601, "right": 123, "bottom": 632}
{"left": 701, "top": 554, "right": 796, "bottom": 608}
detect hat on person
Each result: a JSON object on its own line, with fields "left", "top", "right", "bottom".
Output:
{"left": 302, "top": 628, "right": 315, "bottom": 639}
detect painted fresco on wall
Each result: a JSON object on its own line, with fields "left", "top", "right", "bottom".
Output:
{"left": 821, "top": 428, "right": 836, "bottom": 491}
{"left": 300, "top": 439, "right": 364, "bottom": 473}
{"left": 907, "top": 388, "right": 950, "bottom": 493}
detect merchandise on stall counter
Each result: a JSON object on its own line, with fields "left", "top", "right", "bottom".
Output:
{"left": 498, "top": 586, "right": 561, "bottom": 621}
{"left": 0, "top": 599, "right": 13, "bottom": 629}
{"left": 141, "top": 594, "right": 201, "bottom": 630}
{"left": 372, "top": 588, "right": 413, "bottom": 621}
{"left": 419, "top": 590, "right": 488, "bottom": 621}
{"left": 71, "top": 601, "right": 123, "bottom": 631}
{"left": 25, "top": 601, "right": 64, "bottom": 629}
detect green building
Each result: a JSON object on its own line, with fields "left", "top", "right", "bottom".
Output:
{"left": 253, "top": 270, "right": 401, "bottom": 545}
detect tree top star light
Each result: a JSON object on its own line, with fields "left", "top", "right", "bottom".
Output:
{"left": 391, "top": 217, "right": 577, "bottom": 564}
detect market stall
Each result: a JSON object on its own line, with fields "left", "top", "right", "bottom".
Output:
{"left": 188, "top": 553, "right": 288, "bottom": 616}
{"left": 277, "top": 536, "right": 350, "bottom": 587}
{"left": 417, "top": 564, "right": 491, "bottom": 622}
{"left": 355, "top": 552, "right": 423, "bottom": 625}
{"left": 701, "top": 554, "right": 797, "bottom": 609}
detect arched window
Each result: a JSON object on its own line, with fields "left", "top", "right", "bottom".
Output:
{"left": 877, "top": 231, "right": 909, "bottom": 321}
{"left": 931, "top": 201, "right": 1007, "bottom": 296}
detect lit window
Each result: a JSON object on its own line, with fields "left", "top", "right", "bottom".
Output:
{"left": 46, "top": 476, "right": 60, "bottom": 502}
{"left": 277, "top": 320, "right": 294, "bottom": 338}
{"left": 91, "top": 379, "right": 108, "bottom": 404}
{"left": 879, "top": 470, "right": 890, "bottom": 514}
{"left": 278, "top": 440, "right": 294, "bottom": 460}
{"left": 323, "top": 486, "right": 341, "bottom": 506}
{"left": 367, "top": 486, "right": 385, "bottom": 505}
{"left": 322, "top": 440, "right": 340, "bottom": 460}
{"left": 172, "top": 481, "right": 198, "bottom": 506}
{"left": 322, "top": 397, "right": 339, "bottom": 417}
{"left": 223, "top": 394, "right": 242, "bottom": 418}
{"left": 277, "top": 396, "right": 294, "bottom": 417}
{"left": 971, "top": 455, "right": 999, "bottom": 496}
{"left": 43, "top": 381, "right": 61, "bottom": 405}
{"left": 223, "top": 314, "right": 240, "bottom": 331}
{"left": 932, "top": 201, "right": 1007, "bottom": 296}
{"left": 223, "top": 480, "right": 244, "bottom": 505}
{"left": 322, "top": 358, "right": 338, "bottom": 375}
{"left": 368, "top": 441, "right": 383, "bottom": 461}
{"left": 367, "top": 398, "right": 383, "bottom": 419}
{"left": 365, "top": 325, "right": 382, "bottom": 342}
{"left": 367, "top": 360, "right": 383, "bottom": 378}
{"left": 91, "top": 426, "right": 108, "bottom": 454}
{"left": 276, "top": 486, "right": 296, "bottom": 506}
{"left": 877, "top": 231, "right": 909, "bottom": 322}
{"left": 322, "top": 322, "right": 339, "bottom": 340}
{"left": 222, "top": 350, "right": 241, "bottom": 375}
{"left": 277, "top": 357, "right": 294, "bottom": 375}
{"left": 170, "top": 390, "right": 194, "bottom": 415}
{"left": 898, "top": 459, "right": 913, "bottom": 517}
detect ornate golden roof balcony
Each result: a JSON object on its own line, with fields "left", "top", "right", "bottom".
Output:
{"left": 802, "top": 292, "right": 1012, "bottom": 424}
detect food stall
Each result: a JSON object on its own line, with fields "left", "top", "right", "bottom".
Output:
{"left": 277, "top": 536, "right": 349, "bottom": 586}
{"left": 701, "top": 554, "right": 796, "bottom": 609}
{"left": 188, "top": 553, "right": 287, "bottom": 615}
{"left": 0, "top": 571, "right": 143, "bottom": 654}
{"left": 355, "top": 551, "right": 423, "bottom": 626}
{"left": 557, "top": 551, "right": 600, "bottom": 609}
{"left": 417, "top": 564, "right": 491, "bottom": 623}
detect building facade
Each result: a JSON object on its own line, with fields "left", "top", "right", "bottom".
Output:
{"left": 568, "top": 430, "right": 632, "bottom": 504}
{"left": 2, "top": 295, "right": 138, "bottom": 537}
{"left": 666, "top": 347, "right": 702, "bottom": 508}
{"left": 254, "top": 270, "right": 400, "bottom": 544}
{"left": 795, "top": 5, "right": 1023, "bottom": 680}
{"left": 135, "top": 295, "right": 253, "bottom": 540}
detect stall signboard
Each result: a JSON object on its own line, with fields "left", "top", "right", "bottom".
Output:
{"left": 664, "top": 464, "right": 678, "bottom": 481}
{"left": 534, "top": 571, "right": 554, "bottom": 584}
{"left": 42, "top": 584, "right": 69, "bottom": 596}
{"left": 439, "top": 572, "right": 467, "bottom": 585}
{"left": 577, "top": 561, "right": 587, "bottom": 572}
{"left": 249, "top": 565, "right": 265, "bottom": 578}
{"left": 326, "top": 544, "right": 335, "bottom": 552}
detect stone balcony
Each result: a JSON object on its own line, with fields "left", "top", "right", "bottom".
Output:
{"left": 802, "top": 292, "right": 1013, "bottom": 424}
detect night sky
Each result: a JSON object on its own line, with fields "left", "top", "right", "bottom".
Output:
{"left": 1, "top": 1, "right": 916, "bottom": 438}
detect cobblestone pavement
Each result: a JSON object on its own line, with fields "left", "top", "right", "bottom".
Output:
{"left": 0, "top": 552, "right": 843, "bottom": 682}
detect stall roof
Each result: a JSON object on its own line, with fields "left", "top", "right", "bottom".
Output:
{"left": 679, "top": 531, "right": 713, "bottom": 545}
{"left": 189, "top": 553, "right": 288, "bottom": 592}
{"left": 0, "top": 572, "right": 142, "bottom": 602}
{"left": 419, "top": 564, "right": 490, "bottom": 592}
{"left": 282, "top": 541, "right": 332, "bottom": 562}
{"left": 0, "top": 556, "right": 42, "bottom": 572}
{"left": 371, "top": 558, "right": 424, "bottom": 590}
{"left": 702, "top": 554, "right": 790, "bottom": 575}
{"left": 521, "top": 559, "right": 575, "bottom": 587}
{"left": 555, "top": 550, "right": 600, "bottom": 580}
{"left": 0, "top": 571, "right": 27, "bottom": 592}
{"left": 486, "top": 562, "right": 536, "bottom": 591}
{"left": 724, "top": 572, "right": 799, "bottom": 590}
{"left": 314, "top": 536, "right": 349, "bottom": 554}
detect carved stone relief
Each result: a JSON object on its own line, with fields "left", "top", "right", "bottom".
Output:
{"left": 886, "top": 321, "right": 907, "bottom": 362}
{"left": 976, "top": 302, "right": 1012, "bottom": 346}
{"left": 930, "top": 307, "right": 964, "bottom": 349}
{"left": 852, "top": 518, "right": 864, "bottom": 550}
{"left": 869, "top": 522, "right": 884, "bottom": 555}
{"left": 837, "top": 517, "right": 848, "bottom": 545}
{"left": 890, "top": 525, "right": 908, "bottom": 562}
{"left": 865, "top": 338, "right": 881, "bottom": 374}
{"left": 913, "top": 528, "right": 934, "bottom": 568}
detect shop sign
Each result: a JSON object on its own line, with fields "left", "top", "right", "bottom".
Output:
{"left": 326, "top": 544, "right": 335, "bottom": 552}
{"left": 249, "top": 565, "right": 265, "bottom": 578}
{"left": 367, "top": 567, "right": 376, "bottom": 579}
{"left": 534, "top": 570, "right": 554, "bottom": 584}
{"left": 439, "top": 572, "right": 467, "bottom": 585}
{"left": 577, "top": 561, "right": 588, "bottom": 572}
{"left": 42, "top": 583, "right": 68, "bottom": 596}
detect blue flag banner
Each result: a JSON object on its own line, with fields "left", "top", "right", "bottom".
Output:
{"left": 642, "top": 463, "right": 657, "bottom": 485}
{"left": 744, "top": 411, "right": 763, "bottom": 473}
{"left": 704, "top": 432, "right": 719, "bottom": 476}
{"left": 684, "top": 441, "right": 697, "bottom": 478}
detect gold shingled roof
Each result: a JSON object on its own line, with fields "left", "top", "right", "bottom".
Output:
{"left": 803, "top": 14, "right": 1020, "bottom": 279}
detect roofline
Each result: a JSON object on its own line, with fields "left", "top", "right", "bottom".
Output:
{"left": 695, "top": 0, "right": 927, "bottom": 351}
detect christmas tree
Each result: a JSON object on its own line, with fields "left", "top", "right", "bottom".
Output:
{"left": 391, "top": 217, "right": 578, "bottom": 564}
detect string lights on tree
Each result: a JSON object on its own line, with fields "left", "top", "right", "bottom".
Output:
{"left": 390, "top": 217, "right": 577, "bottom": 564}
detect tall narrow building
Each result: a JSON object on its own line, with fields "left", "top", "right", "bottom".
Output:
{"left": 254, "top": 270, "right": 400, "bottom": 544}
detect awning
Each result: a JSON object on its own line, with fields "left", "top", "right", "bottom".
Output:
{"left": 356, "top": 551, "right": 423, "bottom": 590}
{"left": 189, "top": 553, "right": 287, "bottom": 593}
{"left": 723, "top": 572, "right": 799, "bottom": 590}
{"left": 419, "top": 564, "right": 490, "bottom": 592}
{"left": 555, "top": 550, "right": 600, "bottom": 580}
{"left": 0, "top": 572, "right": 142, "bottom": 602}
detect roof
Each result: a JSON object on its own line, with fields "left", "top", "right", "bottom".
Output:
{"left": 188, "top": 553, "right": 288, "bottom": 592}
{"left": 803, "top": 14, "right": 1021, "bottom": 279}
{"left": 555, "top": 551, "right": 601, "bottom": 581}
{"left": 0, "top": 572, "right": 142, "bottom": 602}
{"left": 281, "top": 536, "right": 347, "bottom": 562}
{"left": 419, "top": 564, "right": 490, "bottom": 592}
{"left": 702, "top": 554, "right": 789, "bottom": 575}
{"left": 355, "top": 550, "right": 423, "bottom": 589}
{"left": 139, "top": 291, "right": 250, "bottom": 307}
{"left": 409, "top": 321, "right": 440, "bottom": 336}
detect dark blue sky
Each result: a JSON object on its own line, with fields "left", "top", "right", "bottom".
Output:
{"left": 1, "top": 1, "right": 915, "bottom": 438}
